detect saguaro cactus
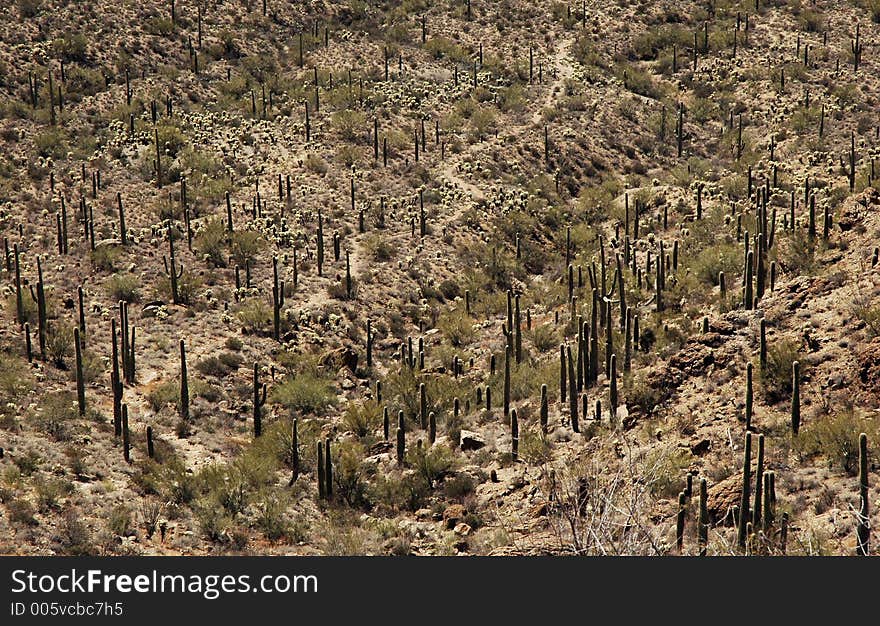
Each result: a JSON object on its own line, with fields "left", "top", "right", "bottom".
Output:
{"left": 287, "top": 419, "right": 300, "bottom": 485}
{"left": 745, "top": 362, "right": 753, "bottom": 431}
{"left": 163, "top": 231, "right": 184, "bottom": 305}
{"left": 852, "top": 24, "right": 863, "bottom": 72}
{"left": 111, "top": 319, "right": 122, "bottom": 436}
{"left": 324, "top": 439, "right": 333, "bottom": 499}
{"left": 753, "top": 433, "right": 765, "bottom": 529}
{"left": 791, "top": 360, "right": 800, "bottom": 435}
{"left": 179, "top": 340, "right": 189, "bottom": 424}
{"left": 737, "top": 432, "right": 752, "bottom": 549}
{"left": 397, "top": 410, "right": 406, "bottom": 465}
{"left": 272, "top": 256, "right": 284, "bottom": 341}
{"left": 74, "top": 327, "right": 85, "bottom": 416}
{"left": 146, "top": 426, "right": 155, "bottom": 459}
{"left": 317, "top": 442, "right": 325, "bottom": 499}
{"left": 676, "top": 491, "right": 687, "bottom": 553}
{"left": 698, "top": 478, "right": 708, "bottom": 555}
{"left": 567, "top": 344, "right": 578, "bottom": 432}
{"left": 560, "top": 344, "right": 567, "bottom": 403}
{"left": 122, "top": 404, "right": 131, "bottom": 464}
{"left": 609, "top": 354, "right": 618, "bottom": 423}
{"left": 510, "top": 409, "right": 519, "bottom": 461}
{"left": 540, "top": 384, "right": 548, "bottom": 433}
{"left": 253, "top": 362, "right": 267, "bottom": 438}
{"left": 503, "top": 345, "right": 511, "bottom": 419}
{"left": 857, "top": 432, "right": 870, "bottom": 556}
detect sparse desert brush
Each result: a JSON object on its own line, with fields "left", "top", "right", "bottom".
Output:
{"left": 331, "top": 109, "right": 367, "bottom": 142}
{"left": 520, "top": 426, "right": 552, "bottom": 464}
{"left": 106, "top": 273, "right": 141, "bottom": 303}
{"left": 779, "top": 228, "right": 817, "bottom": 276}
{"left": 147, "top": 378, "right": 216, "bottom": 413}
{"left": 794, "top": 407, "right": 879, "bottom": 475}
{"left": 0, "top": 353, "right": 33, "bottom": 404}
{"left": 7, "top": 498, "right": 37, "bottom": 526}
{"left": 271, "top": 371, "right": 336, "bottom": 415}
{"left": 33, "top": 391, "right": 78, "bottom": 441}
{"left": 195, "top": 219, "right": 229, "bottom": 267}
{"left": 758, "top": 338, "right": 801, "bottom": 401}
{"left": 231, "top": 230, "right": 263, "bottom": 266}
{"left": 489, "top": 358, "right": 555, "bottom": 404}
{"left": 235, "top": 299, "right": 272, "bottom": 334}
{"left": 363, "top": 232, "right": 395, "bottom": 261}
{"left": 90, "top": 244, "right": 121, "bottom": 272}
{"left": 343, "top": 401, "right": 383, "bottom": 438}
{"left": 16, "top": 0, "right": 42, "bottom": 18}
{"left": 34, "top": 475, "right": 74, "bottom": 512}
{"left": 46, "top": 323, "right": 74, "bottom": 367}
{"left": 196, "top": 352, "right": 243, "bottom": 378}
{"left": 437, "top": 308, "right": 475, "bottom": 347}
{"left": 34, "top": 127, "right": 67, "bottom": 158}
{"left": 332, "top": 440, "right": 371, "bottom": 507}
{"left": 154, "top": 269, "right": 200, "bottom": 305}
{"left": 409, "top": 442, "right": 457, "bottom": 488}
{"left": 850, "top": 284, "right": 880, "bottom": 337}
{"left": 625, "top": 371, "right": 662, "bottom": 415}
{"left": 689, "top": 241, "right": 741, "bottom": 285}
{"left": 385, "top": 366, "right": 470, "bottom": 425}
{"left": 107, "top": 504, "right": 132, "bottom": 537}
{"left": 424, "top": 37, "right": 469, "bottom": 62}
{"left": 304, "top": 152, "right": 328, "bottom": 175}
{"left": 530, "top": 323, "right": 558, "bottom": 353}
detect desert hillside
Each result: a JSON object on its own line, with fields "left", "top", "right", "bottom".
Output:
{"left": 1, "top": 0, "right": 879, "bottom": 555}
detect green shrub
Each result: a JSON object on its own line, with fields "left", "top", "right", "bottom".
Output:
{"left": 408, "top": 444, "right": 456, "bottom": 488}
{"left": 14, "top": 449, "right": 41, "bottom": 476}
{"left": 530, "top": 323, "right": 558, "bottom": 353}
{"left": 106, "top": 274, "right": 141, "bottom": 303}
{"left": 196, "top": 352, "right": 243, "bottom": 378}
{"left": 437, "top": 309, "right": 475, "bottom": 347}
{"left": 343, "top": 402, "right": 383, "bottom": 438}
{"left": 195, "top": 219, "right": 229, "bottom": 267}
{"left": 231, "top": 230, "right": 263, "bottom": 267}
{"left": 46, "top": 324, "right": 74, "bottom": 367}
{"left": 236, "top": 299, "right": 272, "bottom": 334}
{"left": 271, "top": 372, "right": 336, "bottom": 415}
{"left": 690, "top": 242, "right": 741, "bottom": 285}
{"left": 90, "top": 244, "right": 121, "bottom": 272}
{"left": 333, "top": 440, "right": 371, "bottom": 507}
{"left": 17, "top": 0, "right": 43, "bottom": 18}
{"left": 34, "top": 128, "right": 67, "bottom": 158}
{"left": 108, "top": 504, "right": 132, "bottom": 536}
{"left": 794, "top": 408, "right": 879, "bottom": 475}
{"left": 7, "top": 498, "right": 37, "bottom": 525}
{"left": 0, "top": 354, "right": 32, "bottom": 404}
{"left": 758, "top": 338, "right": 801, "bottom": 402}
{"left": 364, "top": 234, "right": 396, "bottom": 261}
{"left": 255, "top": 492, "right": 293, "bottom": 541}
{"left": 35, "top": 476, "right": 74, "bottom": 511}
{"left": 52, "top": 34, "right": 87, "bottom": 62}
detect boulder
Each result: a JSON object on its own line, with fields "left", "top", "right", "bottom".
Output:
{"left": 459, "top": 430, "right": 486, "bottom": 451}
{"left": 443, "top": 504, "right": 467, "bottom": 529}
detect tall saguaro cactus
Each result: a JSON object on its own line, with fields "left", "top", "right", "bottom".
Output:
{"left": 857, "top": 432, "right": 870, "bottom": 556}
{"left": 179, "top": 340, "right": 189, "bottom": 424}
{"left": 163, "top": 230, "right": 184, "bottom": 305}
{"left": 737, "top": 432, "right": 752, "bottom": 549}
{"left": 253, "top": 362, "right": 267, "bottom": 438}
{"left": 272, "top": 256, "right": 284, "bottom": 341}
{"left": 74, "top": 327, "right": 85, "bottom": 416}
